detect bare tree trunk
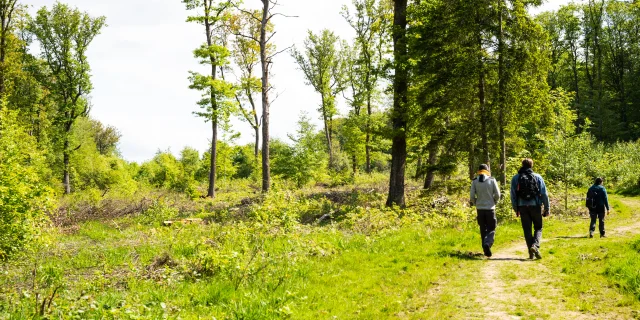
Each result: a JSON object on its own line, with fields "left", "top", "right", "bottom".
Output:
{"left": 260, "top": 0, "right": 271, "bottom": 193}
{"left": 386, "top": 0, "right": 408, "bottom": 208}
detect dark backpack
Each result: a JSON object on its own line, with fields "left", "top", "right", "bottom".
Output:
{"left": 517, "top": 172, "right": 539, "bottom": 201}
{"left": 586, "top": 188, "right": 598, "bottom": 209}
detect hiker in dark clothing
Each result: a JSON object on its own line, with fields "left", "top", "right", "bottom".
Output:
{"left": 586, "top": 177, "right": 610, "bottom": 238}
{"left": 510, "top": 158, "right": 550, "bottom": 260}
{"left": 470, "top": 164, "right": 501, "bottom": 258}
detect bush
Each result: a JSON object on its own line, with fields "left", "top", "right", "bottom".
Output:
{"left": 271, "top": 115, "right": 329, "bottom": 187}
{"left": 0, "top": 108, "right": 54, "bottom": 260}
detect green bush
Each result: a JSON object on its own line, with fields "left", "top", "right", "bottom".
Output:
{"left": 0, "top": 108, "right": 55, "bottom": 260}
{"left": 271, "top": 115, "right": 329, "bottom": 187}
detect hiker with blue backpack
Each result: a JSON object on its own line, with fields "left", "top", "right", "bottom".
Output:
{"left": 510, "top": 158, "right": 550, "bottom": 260}
{"left": 586, "top": 177, "right": 610, "bottom": 238}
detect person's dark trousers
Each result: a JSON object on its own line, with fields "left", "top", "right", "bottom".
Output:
{"left": 589, "top": 210, "right": 606, "bottom": 236}
{"left": 519, "top": 206, "right": 543, "bottom": 249}
{"left": 477, "top": 210, "right": 497, "bottom": 249}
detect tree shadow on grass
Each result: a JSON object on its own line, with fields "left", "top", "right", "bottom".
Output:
{"left": 487, "top": 257, "right": 532, "bottom": 262}
{"left": 442, "top": 251, "right": 536, "bottom": 262}
{"left": 442, "top": 250, "right": 485, "bottom": 260}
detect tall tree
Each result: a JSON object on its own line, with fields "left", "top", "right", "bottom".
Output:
{"left": 292, "top": 29, "right": 346, "bottom": 169}
{"left": 0, "top": 0, "right": 17, "bottom": 98}
{"left": 230, "top": 12, "right": 262, "bottom": 160}
{"left": 342, "top": 0, "right": 391, "bottom": 173}
{"left": 29, "top": 3, "right": 106, "bottom": 194}
{"left": 583, "top": 0, "right": 606, "bottom": 139}
{"left": 495, "top": 0, "right": 548, "bottom": 184}
{"left": 235, "top": 0, "right": 292, "bottom": 192}
{"left": 259, "top": 0, "right": 272, "bottom": 193}
{"left": 386, "top": 0, "right": 408, "bottom": 207}
{"left": 182, "top": 0, "right": 235, "bottom": 199}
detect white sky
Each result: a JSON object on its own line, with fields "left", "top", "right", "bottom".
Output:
{"left": 26, "top": 0, "right": 570, "bottom": 163}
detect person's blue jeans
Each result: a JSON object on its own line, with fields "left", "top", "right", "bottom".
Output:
{"left": 589, "top": 211, "right": 606, "bottom": 236}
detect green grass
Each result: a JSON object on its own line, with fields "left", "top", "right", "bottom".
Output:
{"left": 2, "top": 192, "right": 640, "bottom": 319}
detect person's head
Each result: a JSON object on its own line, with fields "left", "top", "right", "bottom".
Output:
{"left": 478, "top": 164, "right": 490, "bottom": 172}
{"left": 595, "top": 177, "right": 603, "bottom": 185}
{"left": 522, "top": 158, "right": 534, "bottom": 169}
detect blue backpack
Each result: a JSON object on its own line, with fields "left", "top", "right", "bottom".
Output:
{"left": 586, "top": 188, "right": 598, "bottom": 209}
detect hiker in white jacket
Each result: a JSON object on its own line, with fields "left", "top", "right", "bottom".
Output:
{"left": 470, "top": 164, "right": 501, "bottom": 258}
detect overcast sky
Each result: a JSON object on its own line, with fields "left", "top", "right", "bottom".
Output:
{"left": 26, "top": 0, "right": 572, "bottom": 163}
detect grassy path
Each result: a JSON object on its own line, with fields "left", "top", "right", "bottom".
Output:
{"left": 415, "top": 197, "right": 640, "bottom": 320}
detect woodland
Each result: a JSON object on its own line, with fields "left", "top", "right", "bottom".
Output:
{"left": 2, "top": 0, "right": 640, "bottom": 318}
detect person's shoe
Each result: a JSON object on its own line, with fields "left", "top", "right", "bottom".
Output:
{"left": 589, "top": 232, "right": 594, "bottom": 238}
{"left": 601, "top": 234, "right": 607, "bottom": 238}
{"left": 528, "top": 247, "right": 534, "bottom": 260}
{"left": 482, "top": 244, "right": 492, "bottom": 258}
{"left": 531, "top": 246, "right": 542, "bottom": 259}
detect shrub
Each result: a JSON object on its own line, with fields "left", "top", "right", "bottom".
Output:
{"left": 0, "top": 108, "right": 54, "bottom": 260}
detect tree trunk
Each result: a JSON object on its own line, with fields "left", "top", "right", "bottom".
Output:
{"left": 321, "top": 95, "right": 334, "bottom": 168}
{"left": 365, "top": 96, "right": 372, "bottom": 173}
{"left": 414, "top": 152, "right": 423, "bottom": 180}
{"left": 352, "top": 155, "right": 358, "bottom": 176}
{"left": 423, "top": 143, "right": 439, "bottom": 189}
{"left": 571, "top": 48, "right": 582, "bottom": 132}
{"left": 260, "top": 0, "right": 271, "bottom": 193}
{"left": 468, "top": 143, "right": 476, "bottom": 181}
{"left": 477, "top": 23, "right": 491, "bottom": 167}
{"left": 386, "top": 0, "right": 408, "bottom": 208}
{"left": 254, "top": 126, "right": 260, "bottom": 161}
{"left": 204, "top": 3, "right": 218, "bottom": 199}
{"left": 208, "top": 119, "right": 218, "bottom": 198}
{"left": 63, "top": 136, "right": 71, "bottom": 194}
{"left": 497, "top": 0, "right": 507, "bottom": 185}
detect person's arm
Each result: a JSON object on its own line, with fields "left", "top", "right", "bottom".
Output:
{"left": 470, "top": 181, "right": 476, "bottom": 206}
{"left": 604, "top": 188, "right": 610, "bottom": 212}
{"left": 539, "top": 176, "right": 550, "bottom": 214}
{"left": 510, "top": 175, "right": 518, "bottom": 214}
{"left": 493, "top": 180, "right": 501, "bottom": 204}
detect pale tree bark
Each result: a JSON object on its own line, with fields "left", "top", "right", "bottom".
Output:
{"left": 260, "top": 0, "right": 271, "bottom": 193}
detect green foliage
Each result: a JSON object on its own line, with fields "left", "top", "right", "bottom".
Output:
{"left": 292, "top": 29, "right": 348, "bottom": 169}
{"left": 68, "top": 118, "right": 137, "bottom": 196}
{"left": 271, "top": 114, "right": 328, "bottom": 187}
{"left": 137, "top": 151, "right": 199, "bottom": 197}
{"left": 0, "top": 107, "right": 54, "bottom": 260}
{"left": 29, "top": 2, "right": 106, "bottom": 194}
{"left": 540, "top": 0, "right": 640, "bottom": 142}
